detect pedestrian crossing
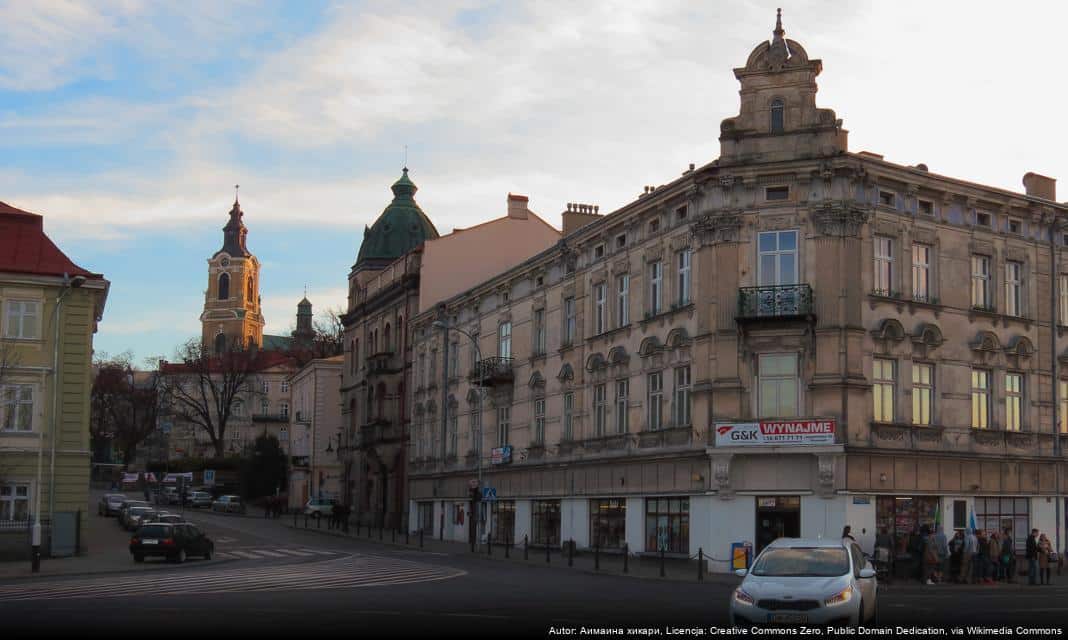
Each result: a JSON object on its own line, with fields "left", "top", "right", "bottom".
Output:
{"left": 215, "top": 547, "right": 335, "bottom": 560}
{"left": 0, "top": 553, "right": 466, "bottom": 602}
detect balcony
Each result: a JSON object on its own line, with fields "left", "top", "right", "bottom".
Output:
{"left": 468, "top": 357, "right": 515, "bottom": 387}
{"left": 366, "top": 350, "right": 402, "bottom": 376}
{"left": 737, "top": 284, "right": 814, "bottom": 322}
{"left": 357, "top": 418, "right": 402, "bottom": 450}
{"left": 252, "top": 413, "right": 289, "bottom": 423}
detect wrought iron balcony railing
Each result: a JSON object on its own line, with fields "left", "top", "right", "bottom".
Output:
{"left": 468, "top": 356, "right": 515, "bottom": 387}
{"left": 737, "top": 284, "right": 814, "bottom": 321}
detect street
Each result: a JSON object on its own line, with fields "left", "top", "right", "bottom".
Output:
{"left": 2, "top": 497, "right": 1068, "bottom": 637}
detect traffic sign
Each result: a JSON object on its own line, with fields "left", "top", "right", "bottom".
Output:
{"left": 481, "top": 487, "right": 497, "bottom": 502}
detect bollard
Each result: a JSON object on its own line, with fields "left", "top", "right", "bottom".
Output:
{"left": 504, "top": 540, "right": 510, "bottom": 558}
{"left": 698, "top": 548, "right": 704, "bottom": 582}
{"left": 546, "top": 540, "right": 551, "bottom": 564}
{"left": 568, "top": 539, "right": 574, "bottom": 567}
{"left": 524, "top": 535, "right": 529, "bottom": 561}
{"left": 487, "top": 538, "right": 492, "bottom": 556}
{"left": 419, "top": 528, "right": 424, "bottom": 549}
{"left": 623, "top": 543, "right": 629, "bottom": 573}
{"left": 595, "top": 541, "right": 600, "bottom": 571}
{"left": 660, "top": 548, "right": 665, "bottom": 578}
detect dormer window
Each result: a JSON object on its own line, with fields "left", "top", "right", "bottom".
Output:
{"left": 593, "top": 244, "right": 605, "bottom": 260}
{"left": 918, "top": 200, "right": 934, "bottom": 216}
{"left": 1008, "top": 218, "right": 1023, "bottom": 235}
{"left": 770, "top": 99, "right": 784, "bottom": 133}
{"left": 616, "top": 233, "right": 627, "bottom": 249}
{"left": 649, "top": 218, "right": 661, "bottom": 234}
{"left": 878, "top": 190, "right": 896, "bottom": 208}
{"left": 976, "top": 211, "right": 992, "bottom": 228}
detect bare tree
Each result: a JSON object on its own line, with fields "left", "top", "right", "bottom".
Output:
{"left": 161, "top": 338, "right": 261, "bottom": 458}
{"left": 311, "top": 307, "right": 344, "bottom": 357}
{"left": 90, "top": 353, "right": 165, "bottom": 470}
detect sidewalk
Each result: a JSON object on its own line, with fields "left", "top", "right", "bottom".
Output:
{"left": 283, "top": 515, "right": 738, "bottom": 586}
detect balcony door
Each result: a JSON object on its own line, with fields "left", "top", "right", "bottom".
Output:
{"left": 757, "top": 230, "right": 799, "bottom": 315}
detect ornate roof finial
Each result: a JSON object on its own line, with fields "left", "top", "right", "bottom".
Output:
{"left": 234, "top": 184, "right": 240, "bottom": 205}
{"left": 774, "top": 8, "right": 784, "bottom": 38}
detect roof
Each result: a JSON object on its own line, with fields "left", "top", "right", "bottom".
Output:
{"left": 159, "top": 349, "right": 298, "bottom": 375}
{"left": 262, "top": 334, "right": 294, "bottom": 351}
{"left": 0, "top": 201, "right": 102, "bottom": 279}
{"left": 354, "top": 168, "right": 439, "bottom": 269}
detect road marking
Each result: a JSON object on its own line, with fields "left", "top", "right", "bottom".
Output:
{"left": 251, "top": 550, "right": 285, "bottom": 558}
{"left": 228, "top": 551, "right": 261, "bottom": 559}
{"left": 274, "top": 549, "right": 313, "bottom": 557}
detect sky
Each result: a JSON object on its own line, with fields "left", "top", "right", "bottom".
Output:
{"left": 2, "top": 0, "right": 1065, "bottom": 364}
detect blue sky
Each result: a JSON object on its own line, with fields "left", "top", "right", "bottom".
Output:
{"left": 2, "top": 0, "right": 1065, "bottom": 364}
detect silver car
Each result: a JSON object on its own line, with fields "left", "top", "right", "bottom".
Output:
{"left": 729, "top": 538, "right": 877, "bottom": 627}
{"left": 124, "top": 507, "right": 158, "bottom": 531}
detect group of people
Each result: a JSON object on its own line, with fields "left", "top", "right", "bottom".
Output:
{"left": 868, "top": 524, "right": 1057, "bottom": 585}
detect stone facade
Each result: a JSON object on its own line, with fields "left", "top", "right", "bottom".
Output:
{"left": 405, "top": 12, "right": 1068, "bottom": 570}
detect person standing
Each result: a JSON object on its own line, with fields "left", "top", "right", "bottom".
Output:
{"left": 1027, "top": 528, "right": 1040, "bottom": 585}
{"left": 1001, "top": 527, "right": 1015, "bottom": 583}
{"left": 987, "top": 531, "right": 1001, "bottom": 584}
{"left": 1038, "top": 534, "right": 1053, "bottom": 585}
{"left": 962, "top": 528, "right": 977, "bottom": 584}
{"left": 933, "top": 526, "right": 949, "bottom": 583}
{"left": 975, "top": 530, "right": 988, "bottom": 584}
{"left": 949, "top": 530, "right": 964, "bottom": 583}
{"left": 841, "top": 525, "right": 856, "bottom": 545}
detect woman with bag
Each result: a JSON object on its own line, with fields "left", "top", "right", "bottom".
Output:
{"left": 1038, "top": 534, "right": 1053, "bottom": 585}
{"left": 987, "top": 531, "right": 1001, "bottom": 584}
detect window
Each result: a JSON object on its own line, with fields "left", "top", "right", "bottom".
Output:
{"left": 647, "top": 372, "right": 663, "bottom": 430}
{"left": 918, "top": 200, "right": 934, "bottom": 216}
{"left": 673, "top": 365, "right": 691, "bottom": 427}
{"left": 469, "top": 411, "right": 479, "bottom": 455}
{"left": 535, "top": 275, "right": 544, "bottom": 288}
{"left": 384, "top": 323, "right": 392, "bottom": 351}
{"left": 911, "top": 364, "right": 933, "bottom": 426}
{"left": 1008, "top": 218, "right": 1022, "bottom": 234}
{"left": 649, "top": 218, "right": 660, "bottom": 234}
{"left": 280, "top": 402, "right": 289, "bottom": 419}
{"left": 490, "top": 501, "right": 516, "bottom": 545}
{"left": 0, "top": 484, "right": 30, "bottom": 522}
{"left": 1060, "top": 276, "right": 1068, "bottom": 325}
{"left": 498, "top": 322, "right": 511, "bottom": 359}
{"left": 260, "top": 398, "right": 269, "bottom": 415}
{"left": 975, "top": 497, "right": 1030, "bottom": 553}
{"left": 645, "top": 497, "right": 689, "bottom": 554}
{"left": 614, "top": 379, "right": 629, "bottom": 434}
{"left": 649, "top": 261, "right": 663, "bottom": 315}
{"left": 233, "top": 401, "right": 244, "bottom": 418}
{"left": 4, "top": 300, "right": 39, "bottom": 340}
{"left": 872, "top": 358, "right": 895, "bottom": 423}
{"left": 971, "top": 369, "right": 990, "bottom": 429}
{"left": 533, "top": 398, "right": 546, "bottom": 444}
{"left": 1005, "top": 261, "right": 1023, "bottom": 316}
{"left": 448, "top": 406, "right": 458, "bottom": 456}
{"left": 594, "top": 283, "right": 607, "bottom": 334}
{"left": 261, "top": 380, "right": 269, "bottom": 394}
{"left": 594, "top": 244, "right": 605, "bottom": 260}
{"left": 593, "top": 384, "right": 607, "bottom": 436}
{"left": 911, "top": 244, "right": 931, "bottom": 302}
{"left": 971, "top": 255, "right": 992, "bottom": 309}
{"left": 1060, "top": 380, "right": 1068, "bottom": 434}
{"left": 676, "top": 205, "right": 688, "bottom": 222}
{"left": 878, "top": 190, "right": 896, "bottom": 207}
{"left": 1005, "top": 373, "right": 1023, "bottom": 432}
{"left": 533, "top": 310, "right": 546, "bottom": 355}
{"left": 279, "top": 426, "right": 288, "bottom": 442}
{"left": 428, "top": 348, "right": 437, "bottom": 384}
{"left": 0, "top": 384, "right": 33, "bottom": 432}
{"left": 532, "top": 499, "right": 561, "bottom": 547}
{"left": 563, "top": 297, "right": 576, "bottom": 345}
{"left": 501, "top": 290, "right": 510, "bottom": 304}
{"left": 497, "top": 406, "right": 510, "bottom": 447}
{"left": 590, "top": 498, "right": 626, "bottom": 549}
{"left": 765, "top": 186, "right": 789, "bottom": 201}
{"left": 616, "top": 275, "right": 629, "bottom": 327}
{"left": 563, "top": 392, "right": 574, "bottom": 440}
{"left": 449, "top": 341, "right": 459, "bottom": 376}
{"left": 677, "top": 249, "right": 692, "bottom": 306}
{"left": 976, "top": 211, "right": 992, "bottom": 227}
{"left": 770, "top": 99, "right": 784, "bottom": 133}
{"left": 758, "top": 354, "right": 798, "bottom": 418}
{"left": 757, "top": 230, "right": 798, "bottom": 286}
{"left": 217, "top": 273, "right": 230, "bottom": 300}
{"left": 246, "top": 277, "right": 254, "bottom": 302}
{"left": 873, "top": 236, "right": 893, "bottom": 296}
{"left": 616, "top": 233, "right": 627, "bottom": 249}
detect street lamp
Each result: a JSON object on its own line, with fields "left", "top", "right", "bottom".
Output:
{"left": 432, "top": 320, "right": 485, "bottom": 546}
{"left": 33, "top": 272, "right": 85, "bottom": 573}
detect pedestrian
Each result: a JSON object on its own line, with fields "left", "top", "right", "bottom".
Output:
{"left": 1038, "top": 534, "right": 1053, "bottom": 585}
{"left": 961, "top": 528, "right": 977, "bottom": 584}
{"left": 987, "top": 531, "right": 1001, "bottom": 584}
{"left": 949, "top": 530, "right": 964, "bottom": 582}
{"left": 922, "top": 526, "right": 940, "bottom": 585}
{"left": 1027, "top": 528, "right": 1040, "bottom": 585}
{"left": 975, "top": 530, "right": 988, "bottom": 584}
{"left": 933, "top": 525, "right": 949, "bottom": 583}
{"left": 841, "top": 525, "right": 856, "bottom": 545}
{"left": 1001, "top": 527, "right": 1015, "bottom": 583}
{"left": 875, "top": 527, "right": 893, "bottom": 579}
{"left": 909, "top": 526, "right": 925, "bottom": 582}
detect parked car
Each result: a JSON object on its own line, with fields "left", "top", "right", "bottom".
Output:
{"left": 130, "top": 522, "right": 214, "bottom": 563}
{"left": 185, "top": 491, "right": 213, "bottom": 509}
{"left": 124, "top": 507, "right": 158, "bottom": 531}
{"left": 729, "top": 538, "right": 877, "bottom": 627}
{"left": 98, "top": 493, "right": 127, "bottom": 517}
{"left": 157, "top": 486, "right": 181, "bottom": 505}
{"left": 118, "top": 500, "right": 151, "bottom": 527}
{"left": 149, "top": 512, "right": 185, "bottom": 524}
{"left": 211, "top": 495, "right": 245, "bottom": 514}
{"left": 303, "top": 498, "right": 336, "bottom": 519}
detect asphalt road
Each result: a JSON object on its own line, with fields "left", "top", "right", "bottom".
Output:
{"left": 4, "top": 506, "right": 1068, "bottom": 638}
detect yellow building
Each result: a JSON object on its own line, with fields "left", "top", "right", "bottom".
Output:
{"left": 0, "top": 201, "right": 108, "bottom": 557}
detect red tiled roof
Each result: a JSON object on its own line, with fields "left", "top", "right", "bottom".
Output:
{"left": 160, "top": 350, "right": 300, "bottom": 375}
{"left": 0, "top": 201, "right": 101, "bottom": 279}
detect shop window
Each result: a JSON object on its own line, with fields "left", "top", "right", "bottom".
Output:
{"left": 590, "top": 498, "right": 626, "bottom": 549}
{"left": 532, "top": 500, "right": 561, "bottom": 547}
{"left": 417, "top": 502, "right": 434, "bottom": 535}
{"left": 645, "top": 497, "right": 689, "bottom": 554}
{"left": 490, "top": 501, "right": 516, "bottom": 546}
{"left": 876, "top": 496, "right": 938, "bottom": 564}
{"left": 976, "top": 497, "right": 1029, "bottom": 553}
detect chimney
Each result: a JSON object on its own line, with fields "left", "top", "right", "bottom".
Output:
{"left": 1023, "top": 172, "right": 1057, "bottom": 201}
{"left": 562, "top": 202, "right": 601, "bottom": 235}
{"left": 507, "top": 193, "right": 529, "bottom": 219}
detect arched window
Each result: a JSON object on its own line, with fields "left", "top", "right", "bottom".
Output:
{"left": 770, "top": 99, "right": 785, "bottom": 133}
{"left": 246, "top": 277, "right": 254, "bottom": 302}
{"left": 214, "top": 333, "right": 227, "bottom": 355}
{"left": 384, "top": 323, "right": 391, "bottom": 352}
{"left": 218, "top": 273, "right": 230, "bottom": 300}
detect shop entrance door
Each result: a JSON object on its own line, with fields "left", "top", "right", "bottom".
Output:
{"left": 755, "top": 496, "right": 801, "bottom": 553}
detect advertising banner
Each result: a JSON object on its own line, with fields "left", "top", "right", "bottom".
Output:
{"left": 713, "top": 419, "right": 836, "bottom": 446}
{"left": 490, "top": 445, "right": 512, "bottom": 465}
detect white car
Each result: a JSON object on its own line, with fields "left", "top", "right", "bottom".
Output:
{"left": 303, "top": 498, "right": 337, "bottom": 519}
{"left": 211, "top": 495, "right": 246, "bottom": 514}
{"left": 729, "top": 538, "right": 877, "bottom": 627}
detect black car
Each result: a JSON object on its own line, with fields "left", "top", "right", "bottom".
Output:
{"left": 130, "top": 522, "right": 214, "bottom": 563}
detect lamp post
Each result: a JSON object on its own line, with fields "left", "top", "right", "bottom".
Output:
{"left": 432, "top": 320, "right": 485, "bottom": 546}
{"left": 32, "top": 272, "right": 85, "bottom": 572}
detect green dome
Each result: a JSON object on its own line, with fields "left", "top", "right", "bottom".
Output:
{"left": 355, "top": 168, "right": 439, "bottom": 269}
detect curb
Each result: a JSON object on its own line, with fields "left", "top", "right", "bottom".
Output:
{"left": 0, "top": 556, "right": 239, "bottom": 584}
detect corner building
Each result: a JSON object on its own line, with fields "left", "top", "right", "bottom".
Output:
{"left": 406, "top": 12, "right": 1068, "bottom": 571}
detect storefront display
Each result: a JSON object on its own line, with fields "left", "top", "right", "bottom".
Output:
{"left": 590, "top": 498, "right": 626, "bottom": 549}
{"left": 876, "top": 495, "right": 938, "bottom": 577}
{"left": 490, "top": 500, "right": 516, "bottom": 545}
